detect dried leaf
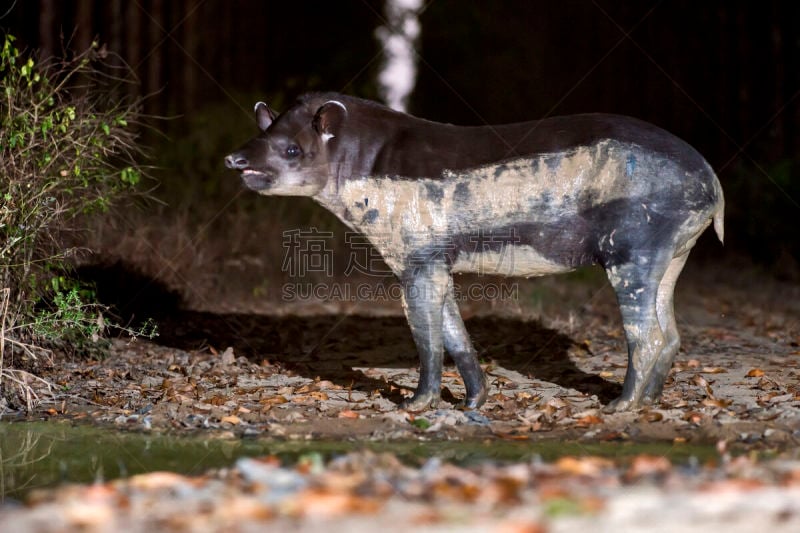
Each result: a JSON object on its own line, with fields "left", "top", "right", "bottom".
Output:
{"left": 221, "top": 415, "right": 241, "bottom": 425}
{"left": 746, "top": 368, "right": 765, "bottom": 378}
{"left": 514, "top": 391, "right": 542, "bottom": 407}
{"left": 574, "top": 414, "right": 603, "bottom": 427}
{"left": 638, "top": 410, "right": 664, "bottom": 422}
{"left": 293, "top": 394, "right": 321, "bottom": 404}
{"left": 494, "top": 375, "right": 515, "bottom": 388}
{"left": 683, "top": 411, "right": 704, "bottom": 424}
{"left": 430, "top": 478, "right": 481, "bottom": 502}
{"left": 701, "top": 397, "right": 732, "bottom": 408}
{"left": 295, "top": 383, "right": 318, "bottom": 394}
{"left": 598, "top": 431, "right": 629, "bottom": 441}
{"left": 260, "top": 395, "right": 289, "bottom": 405}
{"left": 338, "top": 409, "right": 360, "bottom": 419}
{"left": 288, "top": 489, "right": 380, "bottom": 517}
{"left": 626, "top": 455, "right": 672, "bottom": 479}
{"left": 555, "top": 456, "right": 613, "bottom": 476}
{"left": 546, "top": 397, "right": 568, "bottom": 409}
{"left": 756, "top": 377, "right": 780, "bottom": 390}
{"left": 692, "top": 374, "right": 716, "bottom": 399}
{"left": 208, "top": 395, "right": 227, "bottom": 406}
{"left": 701, "top": 367, "right": 727, "bottom": 374}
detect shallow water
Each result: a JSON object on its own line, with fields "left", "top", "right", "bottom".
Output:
{"left": 0, "top": 420, "right": 717, "bottom": 501}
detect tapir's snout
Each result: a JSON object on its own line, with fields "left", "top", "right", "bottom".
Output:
{"left": 225, "top": 149, "right": 275, "bottom": 191}
{"left": 225, "top": 152, "right": 250, "bottom": 170}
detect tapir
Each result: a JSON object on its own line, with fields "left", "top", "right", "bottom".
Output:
{"left": 225, "top": 92, "right": 725, "bottom": 412}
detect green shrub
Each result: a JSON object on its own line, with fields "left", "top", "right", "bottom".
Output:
{"left": 0, "top": 34, "right": 151, "bottom": 388}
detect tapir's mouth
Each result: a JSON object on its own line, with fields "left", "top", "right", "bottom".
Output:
{"left": 240, "top": 169, "right": 274, "bottom": 190}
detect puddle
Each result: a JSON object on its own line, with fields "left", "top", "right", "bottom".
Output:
{"left": 0, "top": 421, "right": 718, "bottom": 501}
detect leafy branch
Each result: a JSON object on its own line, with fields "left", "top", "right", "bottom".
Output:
{"left": 1, "top": 35, "right": 154, "bottom": 411}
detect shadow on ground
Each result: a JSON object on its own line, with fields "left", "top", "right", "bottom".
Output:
{"left": 78, "top": 261, "right": 621, "bottom": 405}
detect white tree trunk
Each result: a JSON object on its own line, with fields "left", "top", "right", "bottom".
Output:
{"left": 376, "top": 0, "right": 423, "bottom": 112}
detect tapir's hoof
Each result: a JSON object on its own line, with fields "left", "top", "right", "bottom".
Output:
{"left": 459, "top": 386, "right": 489, "bottom": 411}
{"left": 602, "top": 395, "right": 656, "bottom": 413}
{"left": 399, "top": 391, "right": 440, "bottom": 412}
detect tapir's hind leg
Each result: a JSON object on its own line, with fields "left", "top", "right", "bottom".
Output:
{"left": 603, "top": 257, "right": 669, "bottom": 412}
{"left": 442, "top": 282, "right": 488, "bottom": 409}
{"left": 642, "top": 252, "right": 690, "bottom": 401}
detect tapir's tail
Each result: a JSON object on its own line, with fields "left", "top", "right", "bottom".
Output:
{"left": 711, "top": 175, "right": 725, "bottom": 244}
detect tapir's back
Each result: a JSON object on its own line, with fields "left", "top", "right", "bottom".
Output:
{"left": 342, "top": 98, "right": 711, "bottom": 183}
{"left": 485, "top": 114, "right": 710, "bottom": 175}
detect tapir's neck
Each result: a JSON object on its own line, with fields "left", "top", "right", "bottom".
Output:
{"left": 313, "top": 181, "right": 353, "bottom": 229}
{"left": 329, "top": 118, "right": 522, "bottom": 181}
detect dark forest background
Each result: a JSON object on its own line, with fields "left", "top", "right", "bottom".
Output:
{"left": 2, "top": 0, "right": 800, "bottom": 310}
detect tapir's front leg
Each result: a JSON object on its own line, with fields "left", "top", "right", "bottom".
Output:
{"left": 442, "top": 282, "right": 488, "bottom": 409}
{"left": 399, "top": 263, "right": 449, "bottom": 411}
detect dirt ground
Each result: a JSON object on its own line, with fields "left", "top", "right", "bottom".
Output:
{"left": 2, "top": 260, "right": 800, "bottom": 531}
{"left": 22, "top": 260, "right": 800, "bottom": 443}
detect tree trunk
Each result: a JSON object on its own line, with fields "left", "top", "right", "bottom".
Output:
{"left": 38, "top": 0, "right": 57, "bottom": 60}
{"left": 182, "top": 0, "right": 198, "bottom": 111}
{"left": 126, "top": 0, "right": 143, "bottom": 101}
{"left": 75, "top": 0, "right": 93, "bottom": 53}
{"left": 147, "top": 0, "right": 164, "bottom": 115}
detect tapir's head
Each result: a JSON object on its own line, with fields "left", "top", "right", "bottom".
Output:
{"left": 224, "top": 96, "right": 347, "bottom": 196}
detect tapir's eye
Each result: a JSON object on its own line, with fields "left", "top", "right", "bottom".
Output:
{"left": 285, "top": 144, "right": 302, "bottom": 159}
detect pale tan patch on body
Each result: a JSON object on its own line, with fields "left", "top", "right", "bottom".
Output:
{"left": 451, "top": 246, "right": 573, "bottom": 277}
{"left": 445, "top": 141, "right": 641, "bottom": 217}
{"left": 319, "top": 140, "right": 645, "bottom": 274}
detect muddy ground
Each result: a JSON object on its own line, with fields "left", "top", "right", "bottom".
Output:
{"left": 2, "top": 261, "right": 800, "bottom": 531}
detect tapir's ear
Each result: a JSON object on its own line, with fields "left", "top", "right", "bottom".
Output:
{"left": 254, "top": 101, "right": 278, "bottom": 132}
{"left": 312, "top": 100, "right": 348, "bottom": 142}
